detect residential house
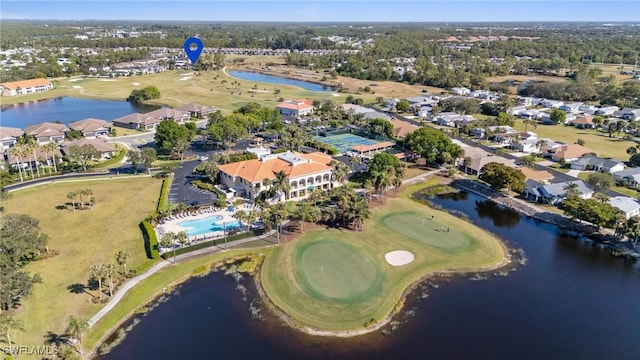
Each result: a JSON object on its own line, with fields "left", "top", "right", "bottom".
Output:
{"left": 612, "top": 167, "right": 640, "bottom": 188}
{"left": 609, "top": 196, "right": 640, "bottom": 219}
{"left": 458, "top": 145, "right": 517, "bottom": 175}
{"left": 112, "top": 113, "right": 158, "bottom": 130}
{"left": 0, "top": 127, "right": 24, "bottom": 149}
{"left": 568, "top": 115, "right": 595, "bottom": 129}
{"left": 519, "top": 167, "right": 554, "bottom": 184}
{"left": 69, "top": 118, "right": 112, "bottom": 138}
{"left": 217, "top": 151, "right": 334, "bottom": 200}
{"left": 618, "top": 108, "right": 640, "bottom": 121}
{"left": 144, "top": 108, "right": 191, "bottom": 124}
{"left": 246, "top": 147, "right": 271, "bottom": 159}
{"left": 524, "top": 179, "right": 593, "bottom": 205}
{"left": 518, "top": 109, "right": 543, "bottom": 120}
{"left": 450, "top": 87, "right": 470, "bottom": 96}
{"left": 517, "top": 97, "right": 542, "bottom": 106}
{"left": 595, "top": 106, "right": 619, "bottom": 116}
{"left": 174, "top": 103, "right": 217, "bottom": 119}
{"left": 6, "top": 143, "right": 62, "bottom": 170}
{"left": 389, "top": 119, "right": 419, "bottom": 139}
{"left": 436, "top": 112, "right": 476, "bottom": 127}
{"left": 569, "top": 155, "right": 625, "bottom": 173}
{"left": 62, "top": 138, "right": 117, "bottom": 160}
{"left": 275, "top": 99, "right": 314, "bottom": 117}
{"left": 579, "top": 104, "right": 598, "bottom": 115}
{"left": 0, "top": 78, "right": 53, "bottom": 96}
{"left": 541, "top": 99, "right": 564, "bottom": 109}
{"left": 549, "top": 144, "right": 594, "bottom": 162}
{"left": 24, "top": 122, "right": 68, "bottom": 144}
{"left": 559, "top": 102, "right": 583, "bottom": 113}
{"left": 507, "top": 106, "right": 528, "bottom": 116}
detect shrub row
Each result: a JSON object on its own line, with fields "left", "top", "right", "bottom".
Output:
{"left": 162, "top": 229, "right": 264, "bottom": 258}
{"left": 92, "top": 148, "right": 126, "bottom": 169}
{"left": 156, "top": 175, "right": 173, "bottom": 213}
{"left": 141, "top": 220, "right": 160, "bottom": 259}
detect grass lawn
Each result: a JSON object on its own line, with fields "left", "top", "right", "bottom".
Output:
{"left": 3, "top": 177, "right": 163, "bottom": 354}
{"left": 577, "top": 171, "right": 640, "bottom": 198}
{"left": 512, "top": 121, "right": 637, "bottom": 160}
{"left": 260, "top": 182, "right": 507, "bottom": 332}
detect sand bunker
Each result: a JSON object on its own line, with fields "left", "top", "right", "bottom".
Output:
{"left": 72, "top": 86, "right": 82, "bottom": 89}
{"left": 385, "top": 250, "right": 415, "bottom": 266}
{"left": 178, "top": 77, "right": 192, "bottom": 81}
{"left": 132, "top": 82, "right": 140, "bottom": 86}
{"left": 99, "top": 79, "right": 117, "bottom": 82}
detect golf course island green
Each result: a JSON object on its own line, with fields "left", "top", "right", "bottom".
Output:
{"left": 260, "top": 185, "right": 509, "bottom": 336}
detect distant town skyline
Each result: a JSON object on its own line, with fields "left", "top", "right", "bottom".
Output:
{"left": 2, "top": 1, "right": 639, "bottom": 22}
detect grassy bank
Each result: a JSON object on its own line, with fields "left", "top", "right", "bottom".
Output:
{"left": 2, "top": 177, "right": 163, "bottom": 355}
{"left": 260, "top": 181, "right": 507, "bottom": 333}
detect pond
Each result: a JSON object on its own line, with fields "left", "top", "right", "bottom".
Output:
{"left": 98, "top": 191, "right": 640, "bottom": 360}
{"left": 229, "top": 70, "right": 333, "bottom": 92}
{"left": 0, "top": 97, "right": 159, "bottom": 128}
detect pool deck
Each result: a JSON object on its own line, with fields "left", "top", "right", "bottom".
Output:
{"left": 156, "top": 204, "right": 255, "bottom": 243}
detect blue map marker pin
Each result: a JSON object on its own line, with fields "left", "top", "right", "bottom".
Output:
{"left": 184, "top": 37, "right": 204, "bottom": 64}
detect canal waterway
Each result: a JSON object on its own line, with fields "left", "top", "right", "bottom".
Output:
{"left": 229, "top": 70, "right": 333, "bottom": 92}
{"left": 1, "top": 97, "right": 158, "bottom": 128}
{"left": 98, "top": 191, "right": 640, "bottom": 360}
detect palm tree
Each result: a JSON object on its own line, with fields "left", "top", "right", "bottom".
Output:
{"left": 624, "top": 216, "right": 640, "bottom": 246}
{"left": 175, "top": 231, "right": 189, "bottom": 248}
{"left": 0, "top": 316, "right": 24, "bottom": 351}
{"left": 350, "top": 156, "right": 362, "bottom": 172}
{"left": 90, "top": 264, "right": 106, "bottom": 301}
{"left": 523, "top": 119, "right": 537, "bottom": 133}
{"left": 462, "top": 156, "right": 472, "bottom": 174}
{"left": 43, "top": 141, "right": 59, "bottom": 174}
{"left": 330, "top": 160, "right": 350, "bottom": 185}
{"left": 627, "top": 146, "right": 637, "bottom": 155}
{"left": 67, "top": 191, "right": 78, "bottom": 211}
{"left": 294, "top": 202, "right": 321, "bottom": 233}
{"left": 8, "top": 146, "right": 25, "bottom": 182}
{"left": 274, "top": 170, "right": 291, "bottom": 200}
{"left": 563, "top": 182, "right": 580, "bottom": 198}
{"left": 25, "top": 137, "right": 42, "bottom": 178}
{"left": 127, "top": 149, "right": 142, "bottom": 174}
{"left": 351, "top": 198, "right": 370, "bottom": 231}
{"left": 536, "top": 139, "right": 548, "bottom": 154}
{"left": 64, "top": 316, "right": 88, "bottom": 348}
{"left": 104, "top": 264, "right": 116, "bottom": 297}
{"left": 115, "top": 251, "right": 129, "bottom": 276}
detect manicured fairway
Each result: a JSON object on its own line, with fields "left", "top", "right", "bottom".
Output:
{"left": 260, "top": 182, "right": 507, "bottom": 333}
{"left": 379, "top": 211, "right": 471, "bottom": 251}
{"left": 295, "top": 240, "right": 382, "bottom": 301}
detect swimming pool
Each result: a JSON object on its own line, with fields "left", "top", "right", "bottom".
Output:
{"left": 314, "top": 133, "right": 383, "bottom": 154}
{"left": 179, "top": 215, "right": 241, "bottom": 237}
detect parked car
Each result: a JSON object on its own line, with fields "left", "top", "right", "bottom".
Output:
{"left": 199, "top": 155, "right": 209, "bottom": 161}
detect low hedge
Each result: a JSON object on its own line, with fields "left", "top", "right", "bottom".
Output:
{"left": 157, "top": 175, "right": 173, "bottom": 212}
{"left": 141, "top": 220, "right": 160, "bottom": 259}
{"left": 162, "top": 229, "right": 264, "bottom": 258}
{"left": 93, "top": 148, "right": 126, "bottom": 168}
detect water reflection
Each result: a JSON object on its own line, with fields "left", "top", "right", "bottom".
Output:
{"left": 474, "top": 199, "right": 521, "bottom": 228}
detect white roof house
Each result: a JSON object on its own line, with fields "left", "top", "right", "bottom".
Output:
{"left": 609, "top": 196, "right": 640, "bottom": 219}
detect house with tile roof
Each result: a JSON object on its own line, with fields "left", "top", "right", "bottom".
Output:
{"left": 61, "top": 138, "right": 117, "bottom": 160}
{"left": 0, "top": 78, "right": 53, "bottom": 96}
{"left": 275, "top": 99, "right": 314, "bottom": 117}
{"left": 389, "top": 119, "right": 419, "bottom": 139}
{"left": 549, "top": 144, "right": 595, "bottom": 162}
{"left": 0, "top": 127, "right": 24, "bottom": 149}
{"left": 69, "top": 118, "right": 112, "bottom": 138}
{"left": 218, "top": 151, "right": 334, "bottom": 200}
{"left": 519, "top": 167, "right": 554, "bottom": 184}
{"left": 24, "top": 122, "right": 69, "bottom": 144}
{"left": 568, "top": 115, "right": 595, "bottom": 129}
{"left": 174, "top": 103, "right": 217, "bottom": 119}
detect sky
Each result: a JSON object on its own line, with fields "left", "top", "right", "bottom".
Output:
{"left": 1, "top": 1, "right": 639, "bottom": 22}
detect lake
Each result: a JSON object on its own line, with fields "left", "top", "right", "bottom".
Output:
{"left": 0, "top": 97, "right": 158, "bottom": 129}
{"left": 98, "top": 191, "right": 640, "bottom": 360}
{"left": 229, "top": 70, "right": 333, "bottom": 92}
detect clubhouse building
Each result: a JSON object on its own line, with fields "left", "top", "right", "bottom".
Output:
{"left": 218, "top": 151, "right": 334, "bottom": 200}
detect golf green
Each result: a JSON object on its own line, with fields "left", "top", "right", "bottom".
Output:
{"left": 294, "top": 240, "right": 382, "bottom": 301}
{"left": 380, "top": 211, "right": 471, "bottom": 251}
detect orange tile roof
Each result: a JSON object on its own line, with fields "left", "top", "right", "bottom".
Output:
{"left": 390, "top": 119, "right": 419, "bottom": 138}
{"left": 69, "top": 118, "right": 111, "bottom": 132}
{"left": 24, "top": 122, "right": 68, "bottom": 137}
{"left": 0, "top": 126, "right": 24, "bottom": 138}
{"left": 570, "top": 116, "right": 594, "bottom": 125}
{"left": 0, "top": 78, "right": 51, "bottom": 89}
{"left": 519, "top": 167, "right": 554, "bottom": 181}
{"left": 219, "top": 152, "right": 331, "bottom": 184}
{"left": 352, "top": 141, "right": 395, "bottom": 153}
{"left": 553, "top": 144, "right": 593, "bottom": 160}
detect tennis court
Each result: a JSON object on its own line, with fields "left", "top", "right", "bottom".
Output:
{"left": 315, "top": 133, "right": 383, "bottom": 154}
